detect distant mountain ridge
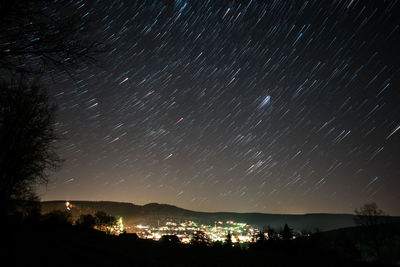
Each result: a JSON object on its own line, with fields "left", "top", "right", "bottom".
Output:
{"left": 41, "top": 200, "right": 400, "bottom": 231}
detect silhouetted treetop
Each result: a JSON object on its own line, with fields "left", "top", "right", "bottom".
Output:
{"left": 0, "top": 0, "right": 105, "bottom": 74}
{"left": 281, "top": 224, "right": 293, "bottom": 241}
{"left": 191, "top": 231, "right": 210, "bottom": 246}
{"left": 94, "top": 211, "right": 117, "bottom": 233}
{"left": 354, "top": 202, "right": 387, "bottom": 227}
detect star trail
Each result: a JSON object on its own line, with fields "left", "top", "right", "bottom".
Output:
{"left": 38, "top": 0, "right": 400, "bottom": 215}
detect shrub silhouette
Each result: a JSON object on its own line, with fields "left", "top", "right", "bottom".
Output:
{"left": 77, "top": 214, "right": 96, "bottom": 229}
{"left": 41, "top": 210, "right": 72, "bottom": 227}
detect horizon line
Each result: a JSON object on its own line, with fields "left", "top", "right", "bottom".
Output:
{"left": 40, "top": 199, "right": 363, "bottom": 216}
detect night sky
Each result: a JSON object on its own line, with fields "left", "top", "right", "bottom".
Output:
{"left": 38, "top": 0, "right": 400, "bottom": 215}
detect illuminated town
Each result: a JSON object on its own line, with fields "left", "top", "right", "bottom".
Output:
{"left": 67, "top": 200, "right": 261, "bottom": 243}
{"left": 63, "top": 201, "right": 297, "bottom": 243}
{"left": 131, "top": 220, "right": 259, "bottom": 244}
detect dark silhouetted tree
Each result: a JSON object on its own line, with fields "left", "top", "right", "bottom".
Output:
{"left": 225, "top": 231, "right": 233, "bottom": 247}
{"left": 77, "top": 214, "right": 96, "bottom": 229}
{"left": 95, "top": 211, "right": 117, "bottom": 234}
{"left": 354, "top": 203, "right": 386, "bottom": 227}
{"left": 95, "top": 211, "right": 108, "bottom": 231}
{"left": 0, "top": 79, "right": 61, "bottom": 215}
{"left": 354, "top": 203, "right": 388, "bottom": 263}
{"left": 281, "top": 224, "right": 293, "bottom": 241}
{"left": 267, "top": 226, "right": 277, "bottom": 241}
{"left": 0, "top": 0, "right": 105, "bottom": 216}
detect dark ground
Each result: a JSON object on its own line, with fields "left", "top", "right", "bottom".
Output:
{"left": 4, "top": 220, "right": 398, "bottom": 267}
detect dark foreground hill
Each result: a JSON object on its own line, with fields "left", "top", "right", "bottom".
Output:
{"left": 40, "top": 200, "right": 400, "bottom": 231}
{"left": 6, "top": 219, "right": 397, "bottom": 267}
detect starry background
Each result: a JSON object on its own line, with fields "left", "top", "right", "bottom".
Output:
{"left": 38, "top": 0, "right": 400, "bottom": 215}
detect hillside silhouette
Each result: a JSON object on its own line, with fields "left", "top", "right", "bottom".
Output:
{"left": 41, "top": 200, "right": 400, "bottom": 231}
